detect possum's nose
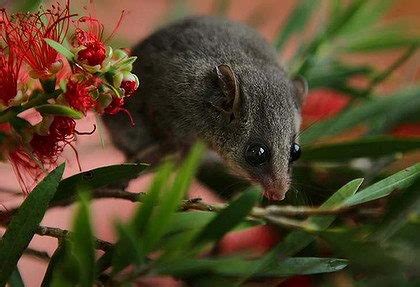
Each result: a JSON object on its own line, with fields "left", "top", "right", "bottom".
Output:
{"left": 261, "top": 176, "right": 290, "bottom": 201}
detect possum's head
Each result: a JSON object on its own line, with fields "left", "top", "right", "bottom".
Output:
{"left": 206, "top": 64, "right": 307, "bottom": 200}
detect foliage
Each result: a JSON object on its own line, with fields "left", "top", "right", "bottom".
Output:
{"left": 0, "top": 0, "right": 419, "bottom": 286}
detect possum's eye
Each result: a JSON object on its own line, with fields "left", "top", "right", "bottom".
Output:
{"left": 289, "top": 143, "right": 301, "bottom": 163}
{"left": 245, "top": 143, "right": 270, "bottom": 166}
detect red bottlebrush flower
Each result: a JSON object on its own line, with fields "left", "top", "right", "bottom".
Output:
{"left": 64, "top": 79, "right": 97, "bottom": 114}
{"left": 104, "top": 97, "right": 125, "bottom": 115}
{"left": 8, "top": 148, "right": 45, "bottom": 194}
{"left": 30, "top": 133, "right": 61, "bottom": 163}
{"left": 391, "top": 124, "right": 420, "bottom": 138}
{"left": 0, "top": 123, "right": 10, "bottom": 133}
{"left": 218, "top": 226, "right": 280, "bottom": 256}
{"left": 302, "top": 89, "right": 350, "bottom": 121}
{"left": 72, "top": 17, "right": 107, "bottom": 66}
{"left": 0, "top": 25, "right": 23, "bottom": 106}
{"left": 105, "top": 97, "right": 135, "bottom": 126}
{"left": 49, "top": 116, "right": 76, "bottom": 140}
{"left": 2, "top": 1, "right": 72, "bottom": 79}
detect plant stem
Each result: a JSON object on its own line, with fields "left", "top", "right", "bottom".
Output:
{"left": 36, "top": 225, "right": 112, "bottom": 252}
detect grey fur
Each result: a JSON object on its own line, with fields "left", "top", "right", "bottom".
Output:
{"left": 103, "top": 16, "right": 305, "bottom": 200}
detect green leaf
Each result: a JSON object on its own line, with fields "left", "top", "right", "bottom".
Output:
{"left": 243, "top": 178, "right": 362, "bottom": 283}
{"left": 13, "top": 0, "right": 43, "bottom": 12}
{"left": 372, "top": 177, "right": 420, "bottom": 241}
{"left": 8, "top": 268, "right": 24, "bottom": 287}
{"left": 300, "top": 86, "right": 420, "bottom": 144}
{"left": 335, "top": 0, "right": 393, "bottom": 36}
{"left": 302, "top": 137, "right": 420, "bottom": 162}
{"left": 343, "top": 26, "right": 420, "bottom": 52}
{"left": 41, "top": 241, "right": 68, "bottom": 287}
{"left": 143, "top": 143, "right": 205, "bottom": 251}
{"left": 70, "top": 192, "right": 95, "bottom": 287}
{"left": 273, "top": 0, "right": 319, "bottom": 51}
{"left": 35, "top": 104, "right": 83, "bottom": 119}
{"left": 112, "top": 223, "right": 142, "bottom": 274}
{"left": 131, "top": 161, "right": 174, "bottom": 236}
{"left": 44, "top": 39, "right": 75, "bottom": 60}
{"left": 111, "top": 161, "right": 174, "bottom": 273}
{"left": 52, "top": 163, "right": 147, "bottom": 204}
{"left": 157, "top": 257, "right": 347, "bottom": 277}
{"left": 344, "top": 163, "right": 420, "bottom": 206}
{"left": 0, "top": 164, "right": 65, "bottom": 286}
{"left": 194, "top": 187, "right": 261, "bottom": 245}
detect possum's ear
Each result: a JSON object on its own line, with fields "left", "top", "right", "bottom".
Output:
{"left": 292, "top": 76, "right": 308, "bottom": 108}
{"left": 213, "top": 64, "right": 241, "bottom": 121}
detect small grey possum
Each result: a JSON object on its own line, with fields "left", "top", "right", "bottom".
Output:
{"left": 103, "top": 16, "right": 307, "bottom": 200}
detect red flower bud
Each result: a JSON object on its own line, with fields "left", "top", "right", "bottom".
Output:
{"left": 76, "top": 36, "right": 107, "bottom": 66}
{"left": 64, "top": 79, "right": 96, "bottom": 114}
{"left": 120, "top": 79, "right": 138, "bottom": 97}
{"left": 104, "top": 97, "right": 125, "bottom": 115}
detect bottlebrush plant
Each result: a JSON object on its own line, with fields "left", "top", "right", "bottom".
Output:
{"left": 0, "top": 0, "right": 138, "bottom": 193}
{"left": 0, "top": 0, "right": 420, "bottom": 287}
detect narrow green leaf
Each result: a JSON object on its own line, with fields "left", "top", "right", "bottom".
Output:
{"left": 300, "top": 86, "right": 420, "bottom": 144}
{"left": 244, "top": 179, "right": 362, "bottom": 282}
{"left": 131, "top": 161, "right": 174, "bottom": 236}
{"left": 35, "top": 104, "right": 83, "bottom": 119}
{"left": 143, "top": 143, "right": 205, "bottom": 251}
{"left": 111, "top": 161, "right": 173, "bottom": 273}
{"left": 273, "top": 0, "right": 319, "bottom": 51}
{"left": 157, "top": 257, "right": 347, "bottom": 277}
{"left": 336, "top": 0, "right": 393, "bottom": 36}
{"left": 344, "top": 163, "right": 420, "bottom": 206}
{"left": 194, "top": 187, "right": 260, "bottom": 245}
{"left": 41, "top": 241, "right": 67, "bottom": 287}
{"left": 344, "top": 27, "right": 420, "bottom": 52}
{"left": 52, "top": 163, "right": 147, "bottom": 204}
{"left": 44, "top": 39, "right": 75, "bottom": 60}
{"left": 112, "top": 223, "right": 142, "bottom": 274}
{"left": 8, "top": 268, "right": 24, "bottom": 287}
{"left": 302, "top": 137, "right": 420, "bottom": 162}
{"left": 373, "top": 177, "right": 420, "bottom": 241}
{"left": 71, "top": 192, "right": 95, "bottom": 287}
{"left": 0, "top": 164, "right": 65, "bottom": 286}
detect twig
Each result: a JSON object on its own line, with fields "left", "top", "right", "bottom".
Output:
{"left": 24, "top": 248, "right": 50, "bottom": 261}
{"left": 36, "top": 225, "right": 112, "bottom": 252}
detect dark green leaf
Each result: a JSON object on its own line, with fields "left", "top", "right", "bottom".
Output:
{"left": 194, "top": 187, "right": 260, "bottom": 245}
{"left": 344, "top": 163, "right": 420, "bottom": 206}
{"left": 35, "top": 104, "right": 83, "bottom": 119}
{"left": 273, "top": 0, "right": 319, "bottom": 51}
{"left": 71, "top": 192, "right": 95, "bottom": 287}
{"left": 52, "top": 163, "right": 147, "bottom": 204}
{"left": 8, "top": 268, "right": 24, "bottom": 287}
{"left": 0, "top": 164, "right": 65, "bottom": 286}
{"left": 302, "top": 137, "right": 420, "bottom": 162}
{"left": 41, "top": 241, "right": 67, "bottom": 287}
{"left": 157, "top": 257, "right": 347, "bottom": 277}
{"left": 373, "top": 177, "right": 420, "bottom": 241}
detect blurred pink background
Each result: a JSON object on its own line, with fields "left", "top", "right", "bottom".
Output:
{"left": 0, "top": 0, "right": 419, "bottom": 286}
